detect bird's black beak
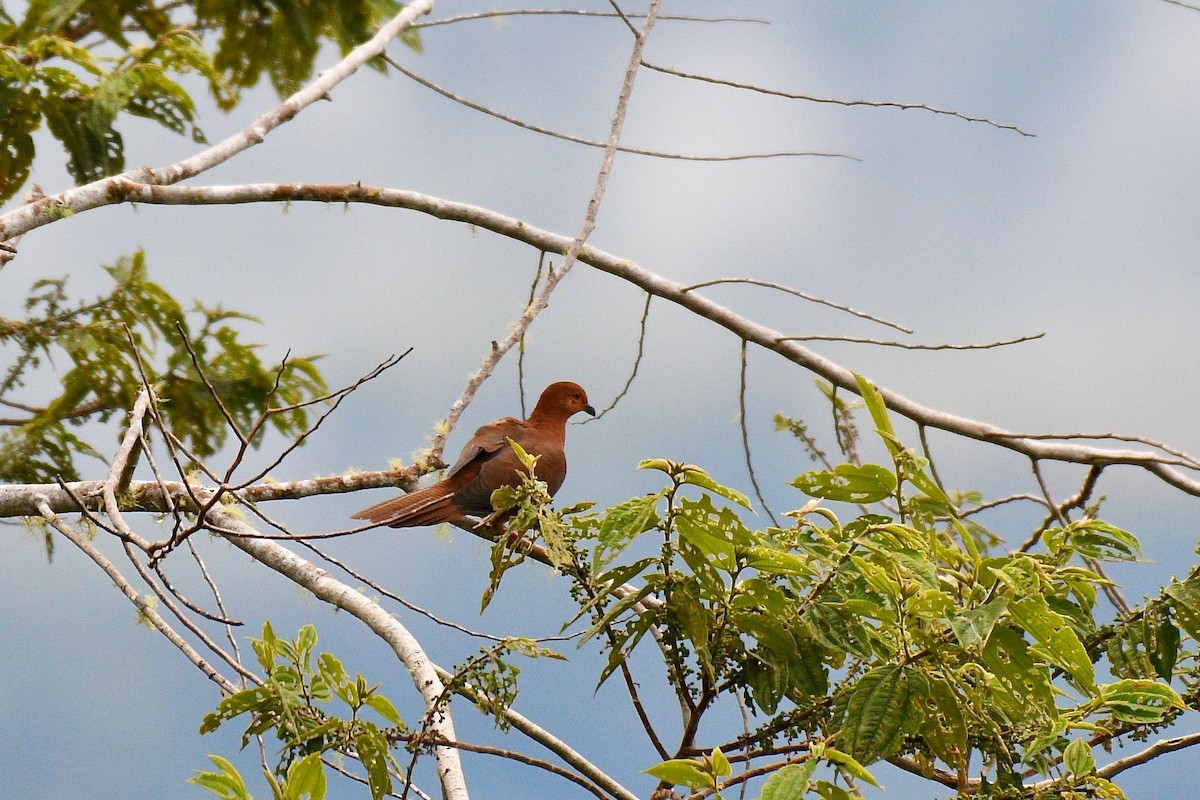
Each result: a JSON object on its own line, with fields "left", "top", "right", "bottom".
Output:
{"left": 584, "top": 404, "right": 596, "bottom": 417}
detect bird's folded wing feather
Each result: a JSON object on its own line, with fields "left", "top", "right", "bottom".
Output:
{"left": 446, "top": 417, "right": 528, "bottom": 476}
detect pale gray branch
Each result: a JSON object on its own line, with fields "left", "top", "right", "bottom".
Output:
{"left": 0, "top": 0, "right": 436, "bottom": 241}
{"left": 777, "top": 333, "right": 1043, "bottom": 351}
{"left": 53, "top": 178, "right": 1200, "bottom": 499}
{"left": 431, "top": 0, "right": 661, "bottom": 461}
{"left": 210, "top": 508, "right": 471, "bottom": 800}
{"left": 1095, "top": 731, "right": 1200, "bottom": 779}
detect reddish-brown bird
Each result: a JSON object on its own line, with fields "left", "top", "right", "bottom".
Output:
{"left": 352, "top": 382, "right": 595, "bottom": 528}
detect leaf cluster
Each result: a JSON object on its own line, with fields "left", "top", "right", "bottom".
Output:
{"left": 0, "top": 249, "right": 326, "bottom": 483}
{"left": 539, "top": 377, "right": 1195, "bottom": 799}
{"left": 196, "top": 623, "right": 403, "bottom": 800}
{"left": 0, "top": 0, "right": 419, "bottom": 202}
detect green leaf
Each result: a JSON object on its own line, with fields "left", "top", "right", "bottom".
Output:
{"left": 638, "top": 457, "right": 677, "bottom": 474}
{"left": 365, "top": 694, "right": 402, "bottom": 727}
{"left": 1100, "top": 679, "right": 1185, "bottom": 724}
{"left": 804, "top": 603, "right": 876, "bottom": 661}
{"left": 284, "top": 753, "right": 326, "bottom": 800}
{"left": 190, "top": 755, "right": 252, "bottom": 800}
{"left": 744, "top": 546, "right": 811, "bottom": 577}
{"left": 578, "top": 583, "right": 656, "bottom": 646}
{"left": 759, "top": 762, "right": 818, "bottom": 800}
{"left": 840, "top": 665, "right": 910, "bottom": 764}
{"left": 593, "top": 494, "right": 661, "bottom": 571}
{"left": 353, "top": 725, "right": 392, "bottom": 800}
{"left": 912, "top": 676, "right": 968, "bottom": 770}
{"left": 980, "top": 626, "right": 1056, "bottom": 723}
{"left": 813, "top": 779, "right": 853, "bottom": 800}
{"left": 676, "top": 510, "right": 736, "bottom": 567}
{"left": 1165, "top": 576, "right": 1200, "bottom": 640}
{"left": 853, "top": 373, "right": 895, "bottom": 440}
{"left": 1060, "top": 519, "right": 1142, "bottom": 561}
{"left": 668, "top": 580, "right": 716, "bottom": 678}
{"left": 711, "top": 748, "right": 732, "bottom": 777}
{"left": 1145, "top": 606, "right": 1180, "bottom": 682}
{"left": 792, "top": 463, "right": 897, "bottom": 504}
{"left": 949, "top": 597, "right": 1008, "bottom": 649}
{"left": 1063, "top": 738, "right": 1095, "bottom": 777}
{"left": 644, "top": 759, "right": 712, "bottom": 789}
{"left": 1008, "top": 593, "right": 1095, "bottom": 692}
{"left": 681, "top": 466, "right": 753, "bottom": 510}
{"left": 823, "top": 746, "right": 882, "bottom": 788}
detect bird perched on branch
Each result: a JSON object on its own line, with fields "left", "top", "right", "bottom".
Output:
{"left": 352, "top": 381, "right": 595, "bottom": 528}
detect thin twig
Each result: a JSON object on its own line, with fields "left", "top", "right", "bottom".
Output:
{"left": 36, "top": 497, "right": 239, "bottom": 694}
{"left": 643, "top": 61, "right": 1035, "bottom": 137}
{"left": 583, "top": 293, "right": 652, "bottom": 422}
{"left": 959, "top": 492, "right": 1049, "bottom": 518}
{"left": 518, "top": 252, "right": 548, "bottom": 419}
{"left": 387, "top": 57, "right": 848, "bottom": 163}
{"left": 776, "top": 333, "right": 1044, "bottom": 350}
{"left": 394, "top": 732, "right": 612, "bottom": 800}
{"left": 188, "top": 538, "right": 247, "bottom": 684}
{"left": 434, "top": 665, "right": 639, "bottom": 800}
{"left": 230, "top": 351, "right": 410, "bottom": 490}
{"left": 681, "top": 277, "right": 911, "bottom": 333}
{"left": 296, "top": 538, "right": 514, "bottom": 642}
{"left": 414, "top": 9, "right": 769, "bottom": 29}
{"left": 739, "top": 340, "right": 779, "bottom": 526}
{"left": 123, "top": 543, "right": 259, "bottom": 682}
{"left": 1157, "top": 0, "right": 1200, "bottom": 11}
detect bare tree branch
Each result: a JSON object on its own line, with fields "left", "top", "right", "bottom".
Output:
{"left": 680, "top": 277, "right": 912, "bottom": 333}
{"left": 1094, "top": 731, "right": 1200, "bottom": 779}
{"left": 55, "top": 178, "right": 1200, "bottom": 499}
{"left": 0, "top": 0, "right": 436, "bottom": 242}
{"left": 777, "top": 333, "right": 1044, "bottom": 350}
{"left": 431, "top": 0, "right": 662, "bottom": 461}
{"left": 208, "top": 508, "right": 471, "bottom": 800}
{"left": 641, "top": 61, "right": 1035, "bottom": 137}
{"left": 385, "top": 55, "right": 853, "bottom": 163}
{"left": 414, "top": 9, "right": 768, "bottom": 29}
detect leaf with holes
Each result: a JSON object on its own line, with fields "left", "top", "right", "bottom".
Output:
{"left": 1008, "top": 593, "right": 1095, "bottom": 692}
{"left": 760, "top": 761, "right": 818, "bottom": 800}
{"left": 1100, "top": 679, "right": 1185, "bottom": 724}
{"left": 981, "top": 626, "right": 1056, "bottom": 724}
{"left": 793, "top": 463, "right": 897, "bottom": 504}
{"left": 950, "top": 597, "right": 1008, "bottom": 650}
{"left": 840, "top": 665, "right": 911, "bottom": 764}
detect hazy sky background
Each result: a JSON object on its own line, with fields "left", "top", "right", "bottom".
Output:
{"left": 4, "top": 1, "right": 1200, "bottom": 797}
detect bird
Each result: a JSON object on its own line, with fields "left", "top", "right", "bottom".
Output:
{"left": 352, "top": 381, "right": 595, "bottom": 529}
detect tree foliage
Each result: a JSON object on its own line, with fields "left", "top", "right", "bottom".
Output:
{"left": 0, "top": 0, "right": 416, "bottom": 202}
{"left": 0, "top": 249, "right": 325, "bottom": 484}
{"left": 4, "top": 3, "right": 1200, "bottom": 800}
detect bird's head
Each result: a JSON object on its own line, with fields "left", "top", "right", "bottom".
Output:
{"left": 534, "top": 381, "right": 596, "bottom": 420}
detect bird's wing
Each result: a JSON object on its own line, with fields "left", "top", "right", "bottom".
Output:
{"left": 446, "top": 417, "right": 527, "bottom": 477}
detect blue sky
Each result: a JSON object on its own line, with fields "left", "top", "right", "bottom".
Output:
{"left": 4, "top": 1, "right": 1200, "bottom": 797}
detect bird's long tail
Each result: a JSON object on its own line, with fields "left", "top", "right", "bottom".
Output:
{"left": 351, "top": 484, "right": 462, "bottom": 528}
